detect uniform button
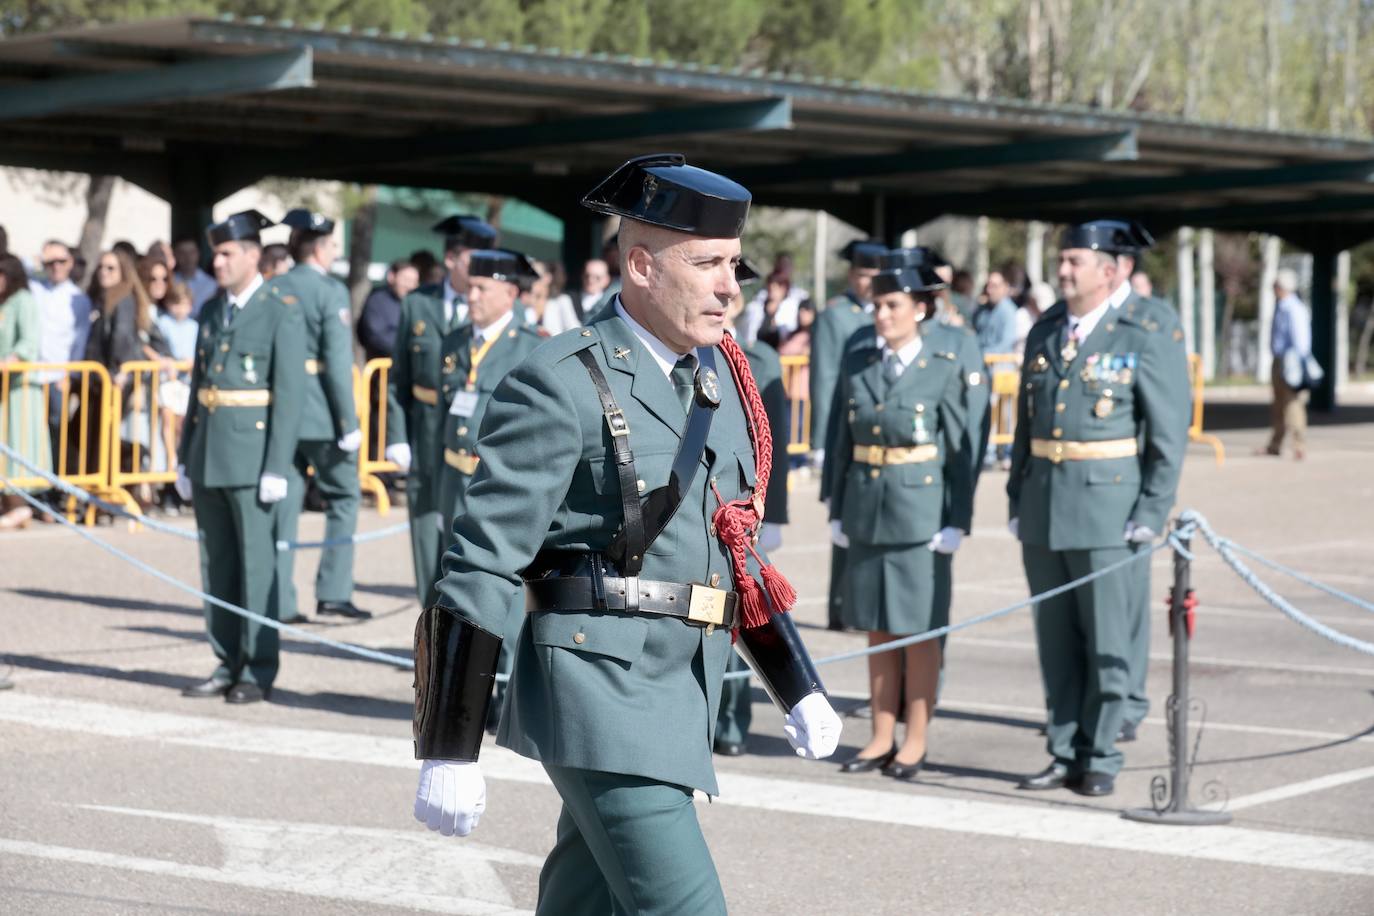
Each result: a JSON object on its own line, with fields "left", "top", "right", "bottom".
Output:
{"left": 874, "top": 403, "right": 884, "bottom": 412}
{"left": 213, "top": 364, "right": 223, "bottom": 373}
{"left": 255, "top": 421, "right": 265, "bottom": 430}
{"left": 636, "top": 479, "right": 646, "bottom": 493}
{"left": 923, "top": 475, "right": 933, "bottom": 484}
{"left": 872, "top": 425, "right": 882, "bottom": 435}
{"left": 1052, "top": 428, "right": 1063, "bottom": 438}
{"left": 572, "top": 632, "right": 586, "bottom": 645}
{"left": 869, "top": 468, "right": 880, "bottom": 479}
{"left": 1114, "top": 475, "right": 1123, "bottom": 483}
{"left": 457, "top": 426, "right": 468, "bottom": 436}
{"left": 1056, "top": 403, "right": 1066, "bottom": 413}
{"left": 220, "top": 343, "right": 229, "bottom": 352}
{"left": 1059, "top": 379, "right": 1070, "bottom": 389}
{"left": 915, "top": 404, "right": 925, "bottom": 413}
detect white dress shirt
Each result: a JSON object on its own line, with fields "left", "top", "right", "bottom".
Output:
{"left": 30, "top": 278, "right": 92, "bottom": 383}
{"left": 1067, "top": 297, "right": 1112, "bottom": 343}
{"left": 878, "top": 335, "right": 923, "bottom": 378}
{"left": 443, "top": 279, "right": 466, "bottom": 327}
{"left": 614, "top": 297, "right": 691, "bottom": 378}
{"left": 1106, "top": 280, "right": 1133, "bottom": 311}
{"left": 225, "top": 272, "right": 265, "bottom": 323}
{"left": 472, "top": 309, "right": 514, "bottom": 344}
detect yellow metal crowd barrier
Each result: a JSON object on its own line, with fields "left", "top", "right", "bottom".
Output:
{"left": 779, "top": 355, "right": 811, "bottom": 455}
{"left": 356, "top": 357, "right": 400, "bottom": 515}
{"left": 984, "top": 353, "right": 1021, "bottom": 448}
{"left": 108, "top": 359, "right": 193, "bottom": 513}
{"left": 1187, "top": 353, "right": 1225, "bottom": 466}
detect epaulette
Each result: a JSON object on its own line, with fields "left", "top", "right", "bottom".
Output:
{"left": 267, "top": 284, "right": 298, "bottom": 308}
{"left": 535, "top": 325, "right": 600, "bottom": 363}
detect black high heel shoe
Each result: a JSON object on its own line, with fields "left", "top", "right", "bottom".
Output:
{"left": 839, "top": 745, "right": 897, "bottom": 774}
{"left": 882, "top": 754, "right": 926, "bottom": 781}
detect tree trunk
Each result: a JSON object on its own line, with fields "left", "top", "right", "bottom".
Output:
{"left": 1256, "top": 235, "right": 1280, "bottom": 381}
{"left": 1198, "top": 229, "right": 1216, "bottom": 380}
{"left": 1176, "top": 227, "right": 1196, "bottom": 356}
{"left": 1026, "top": 221, "right": 1046, "bottom": 286}
{"left": 347, "top": 184, "right": 378, "bottom": 315}
{"left": 77, "top": 174, "right": 115, "bottom": 272}
{"left": 1336, "top": 249, "right": 1351, "bottom": 388}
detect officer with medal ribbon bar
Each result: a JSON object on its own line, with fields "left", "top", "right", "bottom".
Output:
{"left": 272, "top": 208, "right": 369, "bottom": 624}
{"left": 386, "top": 215, "right": 499, "bottom": 607}
{"left": 175, "top": 210, "right": 305, "bottom": 704}
{"left": 411, "top": 153, "right": 841, "bottom": 914}
{"left": 1009, "top": 221, "right": 1188, "bottom": 797}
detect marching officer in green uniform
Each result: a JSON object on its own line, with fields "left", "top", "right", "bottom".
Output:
{"left": 1010, "top": 222, "right": 1189, "bottom": 796}
{"left": 811, "top": 239, "right": 885, "bottom": 630}
{"left": 826, "top": 262, "right": 978, "bottom": 779}
{"left": 386, "top": 215, "right": 498, "bottom": 606}
{"left": 713, "top": 257, "right": 791, "bottom": 757}
{"left": 434, "top": 247, "right": 545, "bottom": 728}
{"left": 175, "top": 210, "right": 305, "bottom": 705}
{"left": 411, "top": 154, "right": 841, "bottom": 914}
{"left": 273, "top": 208, "right": 369, "bottom": 623}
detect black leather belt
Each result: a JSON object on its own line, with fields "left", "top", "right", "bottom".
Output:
{"left": 526, "top": 576, "right": 738, "bottom": 627}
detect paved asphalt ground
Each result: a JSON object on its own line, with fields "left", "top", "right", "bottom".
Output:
{"left": 3, "top": 387, "right": 1374, "bottom": 914}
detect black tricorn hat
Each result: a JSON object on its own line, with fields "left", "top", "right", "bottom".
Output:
{"left": 838, "top": 239, "right": 887, "bottom": 269}
{"left": 206, "top": 210, "right": 274, "bottom": 246}
{"left": 736, "top": 257, "right": 762, "bottom": 285}
{"left": 880, "top": 246, "right": 949, "bottom": 271}
{"left": 432, "top": 215, "right": 499, "bottom": 251}
{"left": 871, "top": 265, "right": 947, "bottom": 300}
{"left": 581, "top": 153, "right": 751, "bottom": 238}
{"left": 280, "top": 208, "right": 335, "bottom": 235}
{"left": 468, "top": 248, "right": 538, "bottom": 283}
{"left": 1060, "top": 219, "right": 1155, "bottom": 255}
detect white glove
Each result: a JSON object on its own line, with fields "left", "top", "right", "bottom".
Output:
{"left": 413, "top": 759, "right": 486, "bottom": 837}
{"left": 759, "top": 521, "right": 783, "bottom": 552}
{"left": 1008, "top": 517, "right": 1020, "bottom": 540}
{"left": 1124, "top": 521, "right": 1157, "bottom": 544}
{"left": 435, "top": 513, "right": 447, "bottom": 533}
{"left": 258, "top": 473, "right": 288, "bottom": 505}
{"left": 811, "top": 448, "right": 825, "bottom": 468}
{"left": 337, "top": 428, "right": 363, "bottom": 453}
{"left": 928, "top": 526, "right": 963, "bottom": 554}
{"left": 174, "top": 465, "right": 193, "bottom": 502}
{"left": 385, "top": 443, "right": 412, "bottom": 473}
{"left": 829, "top": 519, "right": 849, "bottom": 549}
{"left": 783, "top": 692, "right": 842, "bottom": 760}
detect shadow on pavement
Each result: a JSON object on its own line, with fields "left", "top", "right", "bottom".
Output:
{"left": 120, "top": 624, "right": 415, "bottom": 670}
{"left": 1202, "top": 400, "right": 1374, "bottom": 431}
{"left": 10, "top": 587, "right": 199, "bottom": 617}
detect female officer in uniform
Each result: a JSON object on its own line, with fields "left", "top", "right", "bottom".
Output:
{"left": 827, "top": 264, "right": 974, "bottom": 779}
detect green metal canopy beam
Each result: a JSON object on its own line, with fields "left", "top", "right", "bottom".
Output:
{"left": 1, "top": 48, "right": 314, "bottom": 122}
{"left": 1139, "top": 192, "right": 1374, "bottom": 229}
{"left": 302, "top": 96, "right": 792, "bottom": 174}
{"left": 731, "top": 130, "right": 1137, "bottom": 187}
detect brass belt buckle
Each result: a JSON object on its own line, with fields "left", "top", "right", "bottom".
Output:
{"left": 687, "top": 583, "right": 728, "bottom": 626}
{"left": 864, "top": 444, "right": 885, "bottom": 465}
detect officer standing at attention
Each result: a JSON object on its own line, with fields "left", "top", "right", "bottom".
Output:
{"left": 826, "top": 263, "right": 975, "bottom": 779}
{"left": 713, "top": 257, "right": 791, "bottom": 757}
{"left": 810, "top": 239, "right": 885, "bottom": 630}
{"left": 175, "top": 211, "right": 305, "bottom": 704}
{"left": 386, "top": 215, "right": 498, "bottom": 606}
{"left": 411, "top": 154, "right": 841, "bottom": 914}
{"left": 272, "top": 208, "right": 369, "bottom": 624}
{"left": 1010, "top": 224, "right": 1188, "bottom": 796}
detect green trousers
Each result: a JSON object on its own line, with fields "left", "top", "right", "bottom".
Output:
{"left": 276, "top": 439, "right": 360, "bottom": 616}
{"left": 827, "top": 543, "right": 848, "bottom": 629}
{"left": 406, "top": 468, "right": 443, "bottom": 608}
{"left": 193, "top": 484, "right": 280, "bottom": 688}
{"left": 1022, "top": 542, "right": 1140, "bottom": 776}
{"left": 714, "top": 652, "right": 752, "bottom": 747}
{"left": 539, "top": 765, "right": 726, "bottom": 916}
{"left": 1123, "top": 558, "right": 1152, "bottom": 727}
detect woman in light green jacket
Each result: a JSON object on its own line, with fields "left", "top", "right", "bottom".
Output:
{"left": 0, "top": 254, "right": 52, "bottom": 528}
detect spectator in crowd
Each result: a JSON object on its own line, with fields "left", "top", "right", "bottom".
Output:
{"left": 260, "top": 243, "right": 292, "bottom": 279}
{"left": 154, "top": 281, "right": 197, "bottom": 513}
{"left": 579, "top": 258, "right": 613, "bottom": 320}
{"left": 137, "top": 256, "right": 171, "bottom": 310}
{"left": 1131, "top": 270, "right": 1153, "bottom": 298}
{"left": 410, "top": 249, "right": 445, "bottom": 287}
{"left": 540, "top": 260, "right": 581, "bottom": 335}
{"left": 974, "top": 268, "right": 1019, "bottom": 355}
{"left": 172, "top": 236, "right": 218, "bottom": 317}
{"left": 29, "top": 241, "right": 92, "bottom": 473}
{"left": 1017, "top": 281, "right": 1055, "bottom": 357}
{"left": 1261, "top": 267, "right": 1313, "bottom": 461}
{"left": 778, "top": 298, "right": 814, "bottom": 399}
{"left": 947, "top": 269, "right": 977, "bottom": 326}
{"left": 521, "top": 259, "right": 553, "bottom": 331}
{"left": 145, "top": 239, "right": 175, "bottom": 267}
{"left": 743, "top": 267, "right": 808, "bottom": 348}
{"left": 0, "top": 253, "right": 50, "bottom": 530}
{"left": 358, "top": 258, "right": 419, "bottom": 363}
{"left": 111, "top": 240, "right": 140, "bottom": 263}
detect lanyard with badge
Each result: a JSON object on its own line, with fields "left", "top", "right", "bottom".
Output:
{"left": 449, "top": 333, "right": 498, "bottom": 418}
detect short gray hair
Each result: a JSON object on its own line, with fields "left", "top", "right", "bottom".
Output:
{"left": 1275, "top": 268, "right": 1300, "bottom": 294}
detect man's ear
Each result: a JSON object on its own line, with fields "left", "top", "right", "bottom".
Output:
{"left": 623, "top": 245, "right": 654, "bottom": 290}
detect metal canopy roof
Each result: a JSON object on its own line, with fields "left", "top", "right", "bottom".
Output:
{"left": 5, "top": 15, "right": 1374, "bottom": 249}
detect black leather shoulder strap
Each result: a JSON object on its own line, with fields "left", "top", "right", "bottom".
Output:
{"left": 575, "top": 349, "right": 646, "bottom": 578}
{"left": 638, "top": 346, "right": 718, "bottom": 550}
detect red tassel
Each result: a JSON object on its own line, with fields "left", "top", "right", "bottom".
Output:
{"left": 760, "top": 563, "right": 796, "bottom": 613}
{"left": 739, "top": 579, "right": 771, "bottom": 629}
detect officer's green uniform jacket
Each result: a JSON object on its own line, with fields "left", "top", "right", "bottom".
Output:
{"left": 827, "top": 337, "right": 973, "bottom": 545}
{"left": 808, "top": 290, "right": 871, "bottom": 453}
{"left": 180, "top": 283, "right": 305, "bottom": 485}
{"left": 274, "top": 263, "right": 358, "bottom": 441}
{"left": 436, "top": 309, "right": 545, "bottom": 537}
{"left": 433, "top": 306, "right": 766, "bottom": 796}
{"left": 1008, "top": 300, "right": 1188, "bottom": 549}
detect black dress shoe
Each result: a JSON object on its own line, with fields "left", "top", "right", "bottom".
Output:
{"left": 316, "top": 600, "right": 372, "bottom": 620}
{"left": 1073, "top": 772, "right": 1115, "bottom": 797}
{"left": 1117, "top": 720, "right": 1139, "bottom": 743}
{"left": 225, "top": 683, "right": 270, "bottom": 704}
{"left": 839, "top": 746, "right": 897, "bottom": 774}
{"left": 1018, "top": 762, "right": 1073, "bottom": 790}
{"left": 713, "top": 738, "right": 745, "bottom": 757}
{"left": 181, "top": 675, "right": 233, "bottom": 699}
{"left": 882, "top": 754, "right": 926, "bottom": 781}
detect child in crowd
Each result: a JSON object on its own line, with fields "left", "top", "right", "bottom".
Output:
{"left": 155, "top": 282, "right": 197, "bottom": 513}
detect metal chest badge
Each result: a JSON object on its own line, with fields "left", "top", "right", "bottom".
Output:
{"left": 242, "top": 354, "right": 257, "bottom": 385}
{"left": 1093, "top": 387, "right": 1115, "bottom": 418}
{"left": 913, "top": 404, "right": 930, "bottom": 443}
{"left": 695, "top": 367, "right": 721, "bottom": 407}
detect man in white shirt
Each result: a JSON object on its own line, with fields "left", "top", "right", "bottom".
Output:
{"left": 173, "top": 236, "right": 219, "bottom": 318}
{"left": 29, "top": 241, "right": 93, "bottom": 445}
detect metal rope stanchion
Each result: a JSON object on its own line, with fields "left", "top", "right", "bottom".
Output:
{"left": 1123, "top": 518, "right": 1230, "bottom": 826}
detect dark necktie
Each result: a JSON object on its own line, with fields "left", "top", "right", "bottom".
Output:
{"left": 882, "top": 351, "right": 901, "bottom": 391}
{"left": 671, "top": 355, "right": 696, "bottom": 414}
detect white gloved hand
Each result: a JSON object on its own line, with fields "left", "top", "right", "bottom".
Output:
{"left": 385, "top": 443, "right": 412, "bottom": 473}
{"left": 414, "top": 759, "right": 486, "bottom": 837}
{"left": 1124, "top": 521, "right": 1157, "bottom": 544}
{"left": 435, "top": 513, "right": 447, "bottom": 533}
{"left": 811, "top": 448, "right": 825, "bottom": 469}
{"left": 257, "top": 473, "right": 288, "bottom": 505}
{"left": 829, "top": 519, "right": 849, "bottom": 549}
{"left": 758, "top": 521, "right": 783, "bottom": 553}
{"left": 928, "top": 526, "right": 963, "bottom": 554}
{"left": 337, "top": 428, "right": 363, "bottom": 453}
{"left": 174, "top": 465, "right": 193, "bottom": 502}
{"left": 1008, "top": 517, "right": 1020, "bottom": 540}
{"left": 783, "top": 692, "right": 843, "bottom": 760}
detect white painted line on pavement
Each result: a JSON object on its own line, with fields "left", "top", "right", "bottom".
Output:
{"left": 5, "top": 695, "right": 1374, "bottom": 877}
{"left": 1226, "top": 765, "right": 1374, "bottom": 812}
